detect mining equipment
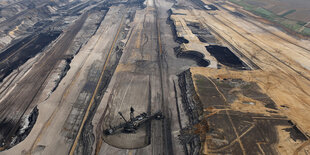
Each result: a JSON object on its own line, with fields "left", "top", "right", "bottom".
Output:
{"left": 104, "top": 107, "right": 164, "bottom": 135}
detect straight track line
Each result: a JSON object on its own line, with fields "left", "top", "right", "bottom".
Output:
{"left": 206, "top": 12, "right": 310, "bottom": 82}
{"left": 215, "top": 3, "right": 310, "bottom": 53}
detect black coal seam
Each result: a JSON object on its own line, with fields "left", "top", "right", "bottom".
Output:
{"left": 177, "top": 70, "right": 202, "bottom": 154}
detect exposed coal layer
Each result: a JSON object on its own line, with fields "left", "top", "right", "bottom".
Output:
{"left": 206, "top": 45, "right": 248, "bottom": 70}
{"left": 0, "top": 31, "right": 61, "bottom": 82}
{"left": 175, "top": 47, "right": 210, "bottom": 67}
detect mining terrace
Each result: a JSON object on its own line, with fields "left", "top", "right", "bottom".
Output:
{"left": 0, "top": 0, "right": 309, "bottom": 154}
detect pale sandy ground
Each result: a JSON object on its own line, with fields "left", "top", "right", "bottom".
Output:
{"left": 191, "top": 67, "right": 310, "bottom": 154}
{"left": 170, "top": 4, "right": 310, "bottom": 135}
{"left": 169, "top": 0, "right": 310, "bottom": 153}
{"left": 2, "top": 0, "right": 310, "bottom": 154}
{"left": 2, "top": 6, "right": 125, "bottom": 155}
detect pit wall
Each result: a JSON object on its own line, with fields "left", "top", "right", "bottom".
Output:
{"left": 178, "top": 69, "right": 203, "bottom": 155}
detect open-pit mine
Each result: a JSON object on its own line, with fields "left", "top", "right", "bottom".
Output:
{"left": 0, "top": 0, "right": 310, "bottom": 154}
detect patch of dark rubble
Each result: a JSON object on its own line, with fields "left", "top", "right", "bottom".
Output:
{"left": 0, "top": 107, "right": 38, "bottom": 149}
